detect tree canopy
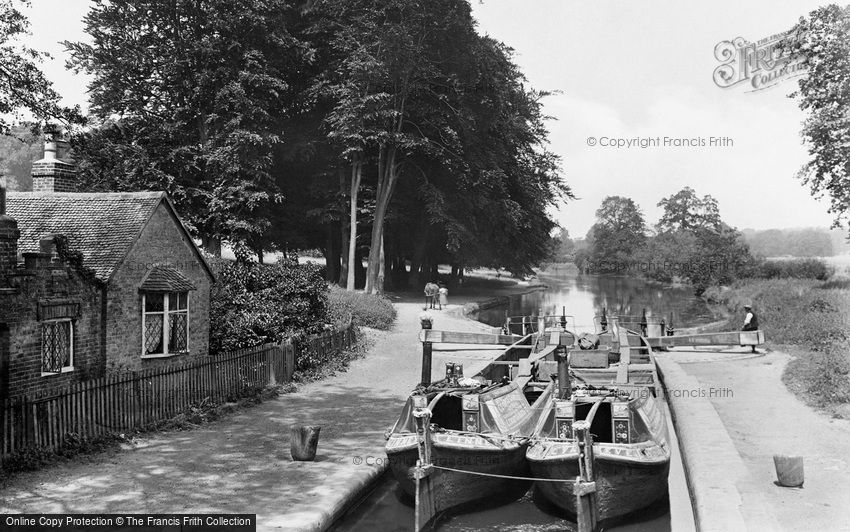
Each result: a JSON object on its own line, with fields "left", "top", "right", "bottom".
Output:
{"left": 0, "top": 0, "right": 80, "bottom": 136}
{"left": 785, "top": 4, "right": 850, "bottom": 231}
{"left": 64, "top": 0, "right": 570, "bottom": 290}
{"left": 66, "top": 0, "right": 312, "bottom": 253}
{"left": 587, "top": 196, "right": 646, "bottom": 268}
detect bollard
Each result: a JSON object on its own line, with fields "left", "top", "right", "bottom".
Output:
{"left": 774, "top": 455, "right": 804, "bottom": 487}
{"left": 290, "top": 425, "right": 321, "bottom": 461}
{"left": 556, "top": 346, "right": 571, "bottom": 399}
{"left": 573, "top": 420, "right": 599, "bottom": 532}
{"left": 420, "top": 313, "right": 433, "bottom": 386}
{"left": 413, "top": 397, "right": 437, "bottom": 531}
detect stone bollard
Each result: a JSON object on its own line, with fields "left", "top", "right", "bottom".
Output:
{"left": 773, "top": 454, "right": 804, "bottom": 487}
{"left": 290, "top": 424, "right": 321, "bottom": 461}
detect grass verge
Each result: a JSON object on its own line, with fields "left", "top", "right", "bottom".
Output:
{"left": 703, "top": 278, "right": 850, "bottom": 416}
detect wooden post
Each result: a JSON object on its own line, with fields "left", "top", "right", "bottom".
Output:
{"left": 420, "top": 314, "right": 433, "bottom": 386}
{"left": 556, "top": 346, "right": 571, "bottom": 399}
{"left": 413, "top": 396, "right": 438, "bottom": 531}
{"left": 573, "top": 419, "right": 599, "bottom": 532}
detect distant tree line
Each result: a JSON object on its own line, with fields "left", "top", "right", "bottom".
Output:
{"left": 741, "top": 228, "right": 838, "bottom": 258}
{"left": 573, "top": 187, "right": 754, "bottom": 294}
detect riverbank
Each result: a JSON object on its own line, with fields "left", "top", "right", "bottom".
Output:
{"left": 703, "top": 278, "right": 850, "bottom": 418}
{"left": 0, "top": 281, "right": 533, "bottom": 531}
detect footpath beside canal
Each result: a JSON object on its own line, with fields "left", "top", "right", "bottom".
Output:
{"left": 657, "top": 347, "right": 850, "bottom": 532}
{"left": 0, "top": 295, "right": 507, "bottom": 532}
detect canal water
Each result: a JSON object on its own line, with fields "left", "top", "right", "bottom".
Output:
{"left": 333, "top": 271, "right": 713, "bottom": 531}
{"left": 474, "top": 271, "right": 720, "bottom": 334}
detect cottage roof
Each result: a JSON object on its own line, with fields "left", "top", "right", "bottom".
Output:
{"left": 139, "top": 265, "right": 197, "bottom": 292}
{"left": 6, "top": 191, "right": 214, "bottom": 283}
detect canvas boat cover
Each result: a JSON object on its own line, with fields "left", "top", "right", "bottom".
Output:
{"left": 390, "top": 382, "right": 542, "bottom": 437}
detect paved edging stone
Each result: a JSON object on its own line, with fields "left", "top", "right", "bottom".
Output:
{"left": 655, "top": 356, "right": 749, "bottom": 532}
{"left": 300, "top": 465, "right": 388, "bottom": 532}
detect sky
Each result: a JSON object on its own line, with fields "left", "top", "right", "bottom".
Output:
{"left": 23, "top": 0, "right": 839, "bottom": 237}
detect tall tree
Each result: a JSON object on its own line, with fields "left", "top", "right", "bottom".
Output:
{"left": 656, "top": 187, "right": 721, "bottom": 233}
{"left": 588, "top": 196, "right": 646, "bottom": 268}
{"left": 784, "top": 5, "right": 850, "bottom": 232}
{"left": 0, "top": 0, "right": 81, "bottom": 136}
{"left": 66, "top": 0, "right": 311, "bottom": 254}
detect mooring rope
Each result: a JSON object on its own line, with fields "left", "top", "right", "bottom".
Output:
{"left": 428, "top": 464, "right": 579, "bottom": 483}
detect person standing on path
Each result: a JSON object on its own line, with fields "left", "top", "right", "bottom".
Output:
{"left": 741, "top": 304, "right": 759, "bottom": 353}
{"left": 438, "top": 283, "right": 448, "bottom": 309}
{"left": 424, "top": 282, "right": 439, "bottom": 309}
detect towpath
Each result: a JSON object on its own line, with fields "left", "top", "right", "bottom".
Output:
{"left": 0, "top": 296, "right": 509, "bottom": 531}
{"left": 659, "top": 348, "right": 850, "bottom": 532}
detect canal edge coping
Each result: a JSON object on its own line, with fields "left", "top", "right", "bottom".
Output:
{"left": 308, "top": 458, "right": 389, "bottom": 532}
{"left": 655, "top": 355, "right": 749, "bottom": 532}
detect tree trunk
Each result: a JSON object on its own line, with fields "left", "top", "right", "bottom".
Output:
{"left": 365, "top": 146, "right": 398, "bottom": 294}
{"left": 339, "top": 167, "right": 349, "bottom": 287}
{"left": 201, "top": 235, "right": 222, "bottom": 258}
{"left": 354, "top": 245, "right": 366, "bottom": 288}
{"left": 325, "top": 223, "right": 340, "bottom": 282}
{"left": 377, "top": 232, "right": 385, "bottom": 295}
{"left": 347, "top": 159, "right": 362, "bottom": 291}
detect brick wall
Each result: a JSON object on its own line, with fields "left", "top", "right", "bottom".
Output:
{"left": 0, "top": 253, "right": 104, "bottom": 397}
{"left": 105, "top": 203, "right": 212, "bottom": 372}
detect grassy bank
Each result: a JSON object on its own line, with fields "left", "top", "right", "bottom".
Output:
{"left": 704, "top": 278, "right": 850, "bottom": 415}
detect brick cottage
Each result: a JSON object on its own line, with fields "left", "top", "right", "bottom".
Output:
{"left": 0, "top": 133, "right": 214, "bottom": 400}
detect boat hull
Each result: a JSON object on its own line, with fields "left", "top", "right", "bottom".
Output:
{"left": 386, "top": 432, "right": 531, "bottom": 511}
{"left": 527, "top": 442, "right": 669, "bottom": 521}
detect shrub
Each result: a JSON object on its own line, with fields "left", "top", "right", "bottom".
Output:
{"left": 817, "top": 275, "right": 850, "bottom": 290}
{"left": 326, "top": 285, "right": 396, "bottom": 330}
{"left": 751, "top": 258, "right": 834, "bottom": 281}
{"left": 209, "top": 258, "right": 328, "bottom": 352}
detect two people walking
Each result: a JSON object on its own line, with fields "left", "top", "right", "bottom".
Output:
{"left": 424, "top": 282, "right": 448, "bottom": 310}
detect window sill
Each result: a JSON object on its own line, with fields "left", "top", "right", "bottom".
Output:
{"left": 41, "top": 366, "right": 74, "bottom": 377}
{"left": 141, "top": 352, "right": 189, "bottom": 359}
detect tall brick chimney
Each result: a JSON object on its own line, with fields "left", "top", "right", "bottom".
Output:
{"left": 32, "top": 125, "right": 77, "bottom": 193}
{"left": 0, "top": 176, "right": 20, "bottom": 276}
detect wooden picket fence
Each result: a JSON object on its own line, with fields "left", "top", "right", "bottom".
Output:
{"left": 0, "top": 323, "right": 356, "bottom": 464}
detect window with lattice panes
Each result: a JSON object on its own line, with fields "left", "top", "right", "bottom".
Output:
{"left": 41, "top": 319, "right": 74, "bottom": 374}
{"left": 142, "top": 292, "right": 189, "bottom": 357}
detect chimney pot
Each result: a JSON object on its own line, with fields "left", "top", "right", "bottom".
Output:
{"left": 32, "top": 127, "right": 77, "bottom": 193}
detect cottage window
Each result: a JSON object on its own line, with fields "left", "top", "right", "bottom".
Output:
{"left": 142, "top": 292, "right": 189, "bottom": 357}
{"left": 41, "top": 319, "right": 74, "bottom": 375}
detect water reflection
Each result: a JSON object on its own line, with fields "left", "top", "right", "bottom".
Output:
{"left": 476, "top": 273, "right": 719, "bottom": 333}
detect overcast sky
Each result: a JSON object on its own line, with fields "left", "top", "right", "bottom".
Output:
{"left": 24, "top": 1, "right": 838, "bottom": 237}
